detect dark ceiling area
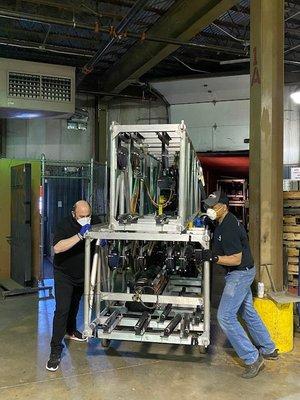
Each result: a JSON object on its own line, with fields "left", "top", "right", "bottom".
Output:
{"left": 0, "top": 0, "right": 299, "bottom": 98}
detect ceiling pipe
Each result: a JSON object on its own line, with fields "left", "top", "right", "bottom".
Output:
{"left": 77, "top": 89, "right": 156, "bottom": 101}
{"left": 78, "top": 0, "right": 150, "bottom": 85}
{"left": 219, "top": 58, "right": 300, "bottom": 66}
{"left": 0, "top": 9, "right": 246, "bottom": 56}
{"left": 0, "top": 23, "right": 296, "bottom": 73}
{"left": 0, "top": 36, "right": 94, "bottom": 57}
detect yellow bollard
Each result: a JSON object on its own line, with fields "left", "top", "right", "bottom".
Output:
{"left": 254, "top": 297, "right": 293, "bottom": 353}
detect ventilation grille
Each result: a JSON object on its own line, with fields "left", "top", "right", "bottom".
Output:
{"left": 8, "top": 72, "right": 72, "bottom": 102}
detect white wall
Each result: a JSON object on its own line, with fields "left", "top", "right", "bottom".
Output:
{"left": 108, "top": 99, "right": 168, "bottom": 126}
{"left": 170, "top": 100, "right": 249, "bottom": 152}
{"left": 284, "top": 86, "right": 300, "bottom": 165}
{"left": 4, "top": 95, "right": 168, "bottom": 162}
{"left": 153, "top": 75, "right": 250, "bottom": 104}
{"left": 5, "top": 95, "right": 95, "bottom": 161}
{"left": 154, "top": 75, "right": 250, "bottom": 152}
{"left": 153, "top": 75, "right": 300, "bottom": 163}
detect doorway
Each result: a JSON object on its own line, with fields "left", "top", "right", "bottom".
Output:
{"left": 41, "top": 159, "right": 93, "bottom": 279}
{"left": 197, "top": 151, "right": 250, "bottom": 308}
{"left": 40, "top": 158, "right": 107, "bottom": 279}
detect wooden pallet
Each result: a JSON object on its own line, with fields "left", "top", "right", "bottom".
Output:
{"left": 288, "top": 264, "right": 299, "bottom": 274}
{"left": 284, "top": 200, "right": 300, "bottom": 208}
{"left": 284, "top": 240, "right": 300, "bottom": 248}
{"left": 288, "top": 275, "right": 299, "bottom": 286}
{"left": 284, "top": 208, "right": 300, "bottom": 215}
{"left": 284, "top": 226, "right": 300, "bottom": 233}
{"left": 283, "top": 192, "right": 300, "bottom": 287}
{"left": 286, "top": 247, "right": 299, "bottom": 256}
{"left": 284, "top": 215, "right": 300, "bottom": 225}
{"left": 288, "top": 256, "right": 299, "bottom": 263}
{"left": 283, "top": 233, "right": 300, "bottom": 240}
{"left": 284, "top": 191, "right": 300, "bottom": 200}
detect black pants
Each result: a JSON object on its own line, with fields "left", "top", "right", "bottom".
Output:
{"left": 50, "top": 270, "right": 84, "bottom": 353}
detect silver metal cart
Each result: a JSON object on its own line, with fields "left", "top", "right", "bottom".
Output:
{"left": 83, "top": 122, "right": 211, "bottom": 350}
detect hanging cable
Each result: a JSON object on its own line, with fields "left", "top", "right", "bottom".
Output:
{"left": 172, "top": 56, "right": 208, "bottom": 73}
{"left": 285, "top": 10, "right": 300, "bottom": 22}
{"left": 141, "top": 178, "right": 174, "bottom": 208}
{"left": 211, "top": 22, "right": 249, "bottom": 45}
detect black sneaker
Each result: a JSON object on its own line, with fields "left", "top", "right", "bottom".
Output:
{"left": 262, "top": 348, "right": 279, "bottom": 360}
{"left": 242, "top": 354, "right": 264, "bottom": 379}
{"left": 46, "top": 352, "right": 61, "bottom": 372}
{"left": 65, "top": 330, "right": 87, "bottom": 342}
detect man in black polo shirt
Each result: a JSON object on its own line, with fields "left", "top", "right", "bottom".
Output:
{"left": 46, "top": 200, "right": 92, "bottom": 372}
{"left": 202, "top": 191, "right": 278, "bottom": 378}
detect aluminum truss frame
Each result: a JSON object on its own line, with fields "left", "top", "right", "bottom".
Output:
{"left": 109, "top": 121, "right": 204, "bottom": 233}
{"left": 84, "top": 121, "right": 210, "bottom": 349}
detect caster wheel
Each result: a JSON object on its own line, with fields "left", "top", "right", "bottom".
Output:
{"left": 198, "top": 346, "right": 207, "bottom": 354}
{"left": 101, "top": 339, "right": 111, "bottom": 348}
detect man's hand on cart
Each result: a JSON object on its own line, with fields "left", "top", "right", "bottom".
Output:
{"left": 196, "top": 249, "right": 219, "bottom": 263}
{"left": 202, "top": 249, "right": 219, "bottom": 263}
{"left": 77, "top": 224, "right": 91, "bottom": 240}
{"left": 100, "top": 239, "right": 108, "bottom": 247}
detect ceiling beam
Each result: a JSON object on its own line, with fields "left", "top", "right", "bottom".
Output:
{"left": 3, "top": 1, "right": 151, "bottom": 29}
{"left": 0, "top": 7, "right": 246, "bottom": 57}
{"left": 98, "top": 0, "right": 165, "bottom": 16}
{"left": 0, "top": 7, "right": 150, "bottom": 38}
{"left": 231, "top": 5, "right": 250, "bottom": 15}
{"left": 198, "top": 29, "right": 300, "bottom": 55}
{"left": 100, "top": 0, "right": 240, "bottom": 93}
{"left": 231, "top": 2, "right": 300, "bottom": 19}
{"left": 215, "top": 17, "right": 300, "bottom": 40}
{"left": 14, "top": 0, "right": 126, "bottom": 21}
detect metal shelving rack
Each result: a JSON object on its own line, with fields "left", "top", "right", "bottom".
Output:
{"left": 217, "top": 179, "right": 248, "bottom": 226}
{"left": 83, "top": 122, "right": 211, "bottom": 350}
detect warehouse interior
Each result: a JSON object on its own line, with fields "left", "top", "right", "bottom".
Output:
{"left": 0, "top": 0, "right": 300, "bottom": 399}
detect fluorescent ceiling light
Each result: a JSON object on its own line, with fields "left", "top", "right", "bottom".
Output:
{"left": 219, "top": 58, "right": 250, "bottom": 65}
{"left": 290, "top": 88, "right": 300, "bottom": 104}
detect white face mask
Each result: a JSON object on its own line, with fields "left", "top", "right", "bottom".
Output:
{"left": 206, "top": 208, "right": 217, "bottom": 221}
{"left": 77, "top": 217, "right": 91, "bottom": 226}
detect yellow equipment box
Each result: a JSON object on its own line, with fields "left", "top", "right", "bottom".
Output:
{"left": 254, "top": 297, "right": 293, "bottom": 353}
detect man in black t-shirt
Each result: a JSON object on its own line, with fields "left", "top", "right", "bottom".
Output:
{"left": 46, "top": 200, "right": 92, "bottom": 372}
{"left": 201, "top": 191, "right": 278, "bottom": 379}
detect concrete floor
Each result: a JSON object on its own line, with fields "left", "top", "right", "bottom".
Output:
{"left": 1, "top": 285, "right": 300, "bottom": 400}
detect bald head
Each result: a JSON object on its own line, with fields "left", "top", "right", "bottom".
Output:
{"left": 72, "top": 200, "right": 91, "bottom": 219}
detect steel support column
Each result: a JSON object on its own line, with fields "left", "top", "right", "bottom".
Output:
{"left": 249, "top": 0, "right": 284, "bottom": 289}
{"left": 94, "top": 100, "right": 108, "bottom": 164}
{"left": 0, "top": 119, "right": 6, "bottom": 157}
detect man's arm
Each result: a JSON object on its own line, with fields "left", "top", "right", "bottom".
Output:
{"left": 53, "top": 234, "right": 81, "bottom": 254}
{"left": 216, "top": 252, "right": 242, "bottom": 267}
{"left": 198, "top": 249, "right": 242, "bottom": 266}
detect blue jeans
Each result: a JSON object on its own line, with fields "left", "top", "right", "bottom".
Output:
{"left": 217, "top": 266, "right": 275, "bottom": 365}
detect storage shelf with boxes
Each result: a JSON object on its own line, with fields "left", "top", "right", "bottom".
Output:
{"left": 283, "top": 190, "right": 300, "bottom": 295}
